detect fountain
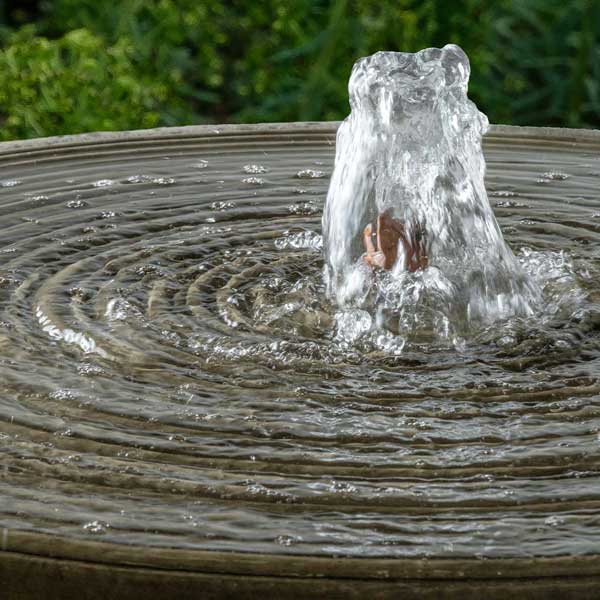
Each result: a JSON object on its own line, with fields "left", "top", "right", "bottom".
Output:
{"left": 2, "top": 46, "right": 600, "bottom": 599}
{"left": 324, "top": 45, "right": 541, "bottom": 348}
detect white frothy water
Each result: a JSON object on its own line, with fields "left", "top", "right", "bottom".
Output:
{"left": 323, "top": 45, "right": 541, "bottom": 342}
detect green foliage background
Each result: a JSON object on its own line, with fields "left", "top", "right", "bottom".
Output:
{"left": 1, "top": 0, "right": 599, "bottom": 141}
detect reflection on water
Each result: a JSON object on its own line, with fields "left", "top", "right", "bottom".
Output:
{"left": 1, "top": 125, "right": 600, "bottom": 561}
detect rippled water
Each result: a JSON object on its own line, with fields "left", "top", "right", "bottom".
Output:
{"left": 2, "top": 125, "right": 600, "bottom": 565}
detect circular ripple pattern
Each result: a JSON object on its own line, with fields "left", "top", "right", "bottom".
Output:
{"left": 2, "top": 123, "right": 600, "bottom": 582}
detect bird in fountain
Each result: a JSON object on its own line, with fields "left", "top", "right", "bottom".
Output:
{"left": 362, "top": 210, "right": 428, "bottom": 272}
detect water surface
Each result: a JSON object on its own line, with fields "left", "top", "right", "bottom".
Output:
{"left": 1, "top": 125, "right": 600, "bottom": 562}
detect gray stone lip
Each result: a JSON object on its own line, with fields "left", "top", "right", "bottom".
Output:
{"left": 0, "top": 122, "right": 599, "bottom": 155}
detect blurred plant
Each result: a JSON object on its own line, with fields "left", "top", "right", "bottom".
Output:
{"left": 37, "top": 0, "right": 231, "bottom": 118}
{"left": 481, "top": 0, "right": 600, "bottom": 128}
{"left": 0, "top": 0, "right": 598, "bottom": 140}
{"left": 0, "top": 26, "right": 192, "bottom": 140}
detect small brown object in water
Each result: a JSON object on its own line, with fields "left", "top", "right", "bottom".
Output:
{"left": 363, "top": 210, "right": 427, "bottom": 272}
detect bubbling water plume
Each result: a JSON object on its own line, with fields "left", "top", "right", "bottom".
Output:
{"left": 323, "top": 45, "right": 541, "bottom": 342}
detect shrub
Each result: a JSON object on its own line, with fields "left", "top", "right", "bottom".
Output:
{"left": 0, "top": 0, "right": 598, "bottom": 140}
{"left": 0, "top": 26, "right": 194, "bottom": 141}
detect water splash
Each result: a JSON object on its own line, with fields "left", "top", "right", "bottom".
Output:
{"left": 323, "top": 45, "right": 541, "bottom": 341}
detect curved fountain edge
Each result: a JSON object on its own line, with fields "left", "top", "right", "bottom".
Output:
{"left": 3, "top": 529, "right": 600, "bottom": 580}
{"left": 5, "top": 549, "right": 599, "bottom": 600}
{"left": 0, "top": 122, "right": 599, "bottom": 155}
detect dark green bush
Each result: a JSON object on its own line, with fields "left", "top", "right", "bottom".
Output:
{"left": 477, "top": 0, "right": 600, "bottom": 128}
{"left": 0, "top": 0, "right": 599, "bottom": 140}
{"left": 0, "top": 26, "right": 194, "bottom": 140}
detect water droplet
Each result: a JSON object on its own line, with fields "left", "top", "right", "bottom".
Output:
{"left": 495, "top": 200, "right": 524, "bottom": 208}
{"left": 243, "top": 164, "right": 268, "bottom": 174}
{"left": 295, "top": 169, "right": 324, "bottom": 179}
{"left": 92, "top": 179, "right": 115, "bottom": 188}
{"left": 542, "top": 171, "right": 570, "bottom": 181}
{"left": 83, "top": 520, "right": 110, "bottom": 534}
{"left": 66, "top": 199, "right": 88, "bottom": 208}
{"left": 125, "top": 174, "right": 153, "bottom": 184}
{"left": 210, "top": 201, "right": 236, "bottom": 210}
{"left": 275, "top": 231, "right": 322, "bottom": 250}
{"left": 544, "top": 515, "right": 565, "bottom": 527}
{"left": 77, "top": 363, "right": 104, "bottom": 376}
{"left": 152, "top": 177, "right": 175, "bottom": 185}
{"left": 288, "top": 202, "right": 318, "bottom": 215}
{"left": 276, "top": 535, "right": 298, "bottom": 546}
{"left": 242, "top": 176, "right": 265, "bottom": 185}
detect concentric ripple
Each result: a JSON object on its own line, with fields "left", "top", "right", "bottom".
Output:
{"left": 2, "top": 123, "right": 600, "bottom": 581}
